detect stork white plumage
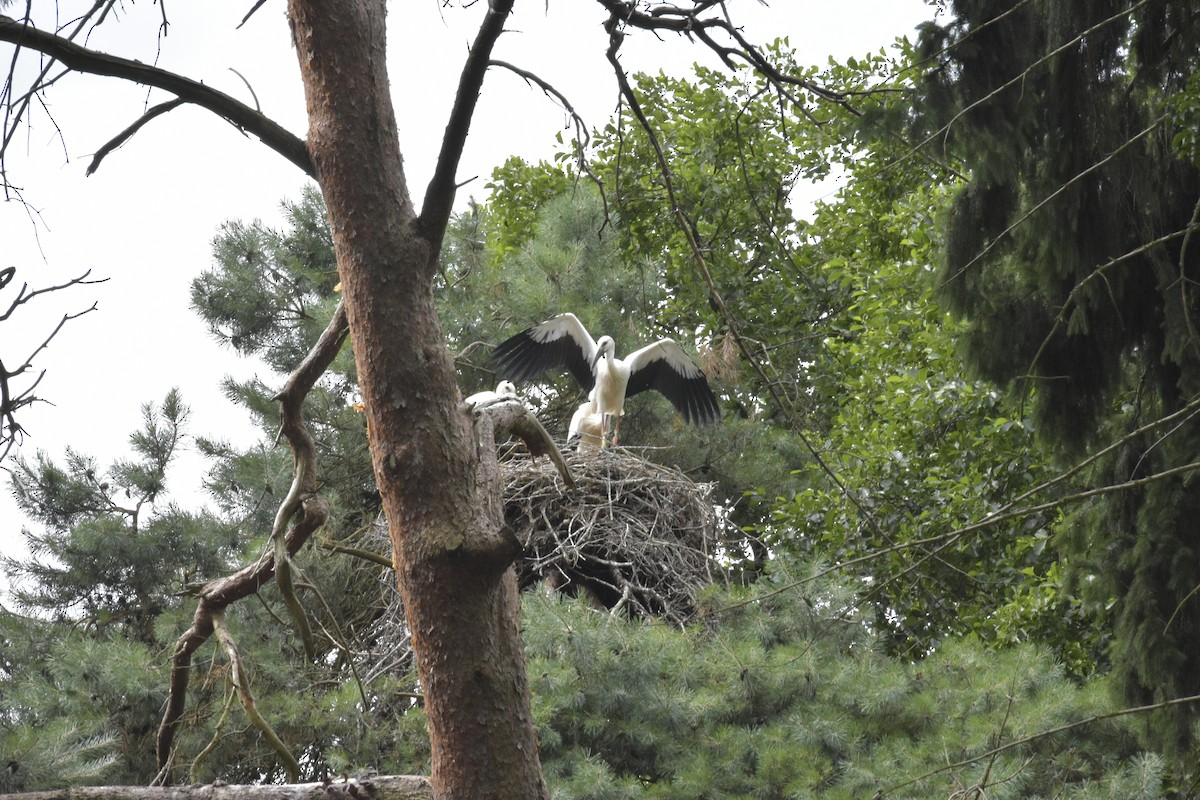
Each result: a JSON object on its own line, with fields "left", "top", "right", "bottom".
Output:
{"left": 492, "top": 313, "right": 720, "bottom": 446}
{"left": 567, "top": 398, "right": 605, "bottom": 452}
{"left": 465, "top": 380, "right": 518, "bottom": 408}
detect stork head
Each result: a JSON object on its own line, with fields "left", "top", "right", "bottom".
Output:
{"left": 496, "top": 380, "right": 517, "bottom": 398}
{"left": 591, "top": 336, "right": 616, "bottom": 369}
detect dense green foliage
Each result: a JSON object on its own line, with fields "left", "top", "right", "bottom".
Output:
{"left": 910, "top": 0, "right": 1200, "bottom": 760}
{"left": 4, "top": 18, "right": 1197, "bottom": 795}
{"left": 521, "top": 566, "right": 1156, "bottom": 800}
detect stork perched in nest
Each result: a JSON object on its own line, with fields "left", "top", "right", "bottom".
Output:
{"left": 465, "top": 380, "right": 518, "bottom": 408}
{"left": 492, "top": 313, "right": 720, "bottom": 446}
{"left": 568, "top": 399, "right": 605, "bottom": 452}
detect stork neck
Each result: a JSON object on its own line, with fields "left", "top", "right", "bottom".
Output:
{"left": 598, "top": 350, "right": 617, "bottom": 374}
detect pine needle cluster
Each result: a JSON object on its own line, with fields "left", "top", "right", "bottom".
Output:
{"left": 518, "top": 558, "right": 1161, "bottom": 799}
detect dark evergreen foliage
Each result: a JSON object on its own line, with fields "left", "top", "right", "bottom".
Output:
{"left": 912, "top": 0, "right": 1200, "bottom": 760}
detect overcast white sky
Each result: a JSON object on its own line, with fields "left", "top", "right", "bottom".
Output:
{"left": 0, "top": 0, "right": 933, "bottom": 569}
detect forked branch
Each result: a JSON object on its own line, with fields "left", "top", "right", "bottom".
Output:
{"left": 155, "top": 301, "right": 350, "bottom": 777}
{"left": 0, "top": 267, "right": 106, "bottom": 462}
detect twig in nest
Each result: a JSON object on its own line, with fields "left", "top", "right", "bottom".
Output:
{"left": 506, "top": 448, "right": 719, "bottom": 626}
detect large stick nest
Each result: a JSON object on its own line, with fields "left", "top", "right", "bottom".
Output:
{"left": 350, "top": 446, "right": 721, "bottom": 685}
{"left": 505, "top": 446, "right": 719, "bottom": 626}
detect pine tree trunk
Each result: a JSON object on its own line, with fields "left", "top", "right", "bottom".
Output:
{"left": 286, "top": 2, "right": 548, "bottom": 798}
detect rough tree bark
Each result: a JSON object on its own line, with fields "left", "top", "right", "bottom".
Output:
{"left": 287, "top": 2, "right": 547, "bottom": 798}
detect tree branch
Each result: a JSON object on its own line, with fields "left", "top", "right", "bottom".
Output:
{"left": 0, "top": 268, "right": 106, "bottom": 461}
{"left": 0, "top": 14, "right": 313, "bottom": 177}
{"left": 474, "top": 397, "right": 575, "bottom": 489}
{"left": 593, "top": 0, "right": 856, "bottom": 111}
{"left": 4, "top": 776, "right": 432, "bottom": 800}
{"left": 488, "top": 59, "right": 591, "bottom": 154}
{"left": 212, "top": 612, "right": 300, "bottom": 782}
{"left": 417, "top": 0, "right": 514, "bottom": 251}
{"left": 155, "top": 301, "right": 350, "bottom": 776}
{"left": 86, "top": 98, "right": 186, "bottom": 176}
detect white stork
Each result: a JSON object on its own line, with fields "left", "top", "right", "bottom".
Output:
{"left": 465, "top": 380, "right": 518, "bottom": 408}
{"left": 492, "top": 313, "right": 720, "bottom": 446}
{"left": 567, "top": 398, "right": 605, "bottom": 452}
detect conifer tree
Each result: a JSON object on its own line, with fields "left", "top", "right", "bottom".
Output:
{"left": 516, "top": 557, "right": 1159, "bottom": 799}
{"left": 910, "top": 0, "right": 1200, "bottom": 759}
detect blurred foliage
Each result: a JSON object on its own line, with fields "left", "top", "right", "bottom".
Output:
{"left": 910, "top": 0, "right": 1200, "bottom": 764}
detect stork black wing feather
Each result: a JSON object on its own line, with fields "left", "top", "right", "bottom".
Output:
{"left": 492, "top": 328, "right": 595, "bottom": 392}
{"left": 627, "top": 359, "right": 720, "bottom": 426}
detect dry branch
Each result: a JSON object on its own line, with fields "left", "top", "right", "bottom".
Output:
{"left": 477, "top": 397, "right": 575, "bottom": 489}
{"left": 155, "top": 301, "right": 350, "bottom": 776}
{"left": 0, "top": 14, "right": 312, "bottom": 176}
{"left": 212, "top": 613, "right": 300, "bottom": 781}
{"left": 0, "top": 267, "right": 106, "bottom": 461}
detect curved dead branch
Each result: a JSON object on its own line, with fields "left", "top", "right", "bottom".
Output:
{"left": 212, "top": 612, "right": 301, "bottom": 782}
{"left": 489, "top": 59, "right": 591, "bottom": 157}
{"left": 472, "top": 397, "right": 575, "bottom": 489}
{"left": 155, "top": 301, "right": 349, "bottom": 777}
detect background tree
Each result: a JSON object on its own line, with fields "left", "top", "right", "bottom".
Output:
{"left": 908, "top": 0, "right": 1200, "bottom": 762}
{"left": 0, "top": 267, "right": 103, "bottom": 462}
{"left": 2, "top": 4, "right": 896, "bottom": 793}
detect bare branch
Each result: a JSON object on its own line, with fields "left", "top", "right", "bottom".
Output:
{"left": 238, "top": 0, "right": 271, "bottom": 30}
{"left": 0, "top": 267, "right": 106, "bottom": 322}
{"left": 489, "top": 59, "right": 590, "bottom": 154}
{"left": 473, "top": 397, "right": 575, "bottom": 489}
{"left": 155, "top": 301, "right": 350, "bottom": 775}
{"left": 593, "top": 0, "right": 858, "bottom": 111}
{"left": 212, "top": 612, "right": 300, "bottom": 782}
{"left": 0, "top": 14, "right": 314, "bottom": 177}
{"left": 0, "top": 267, "right": 106, "bottom": 461}
{"left": 86, "top": 98, "right": 185, "bottom": 176}
{"left": 417, "top": 0, "right": 514, "bottom": 250}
